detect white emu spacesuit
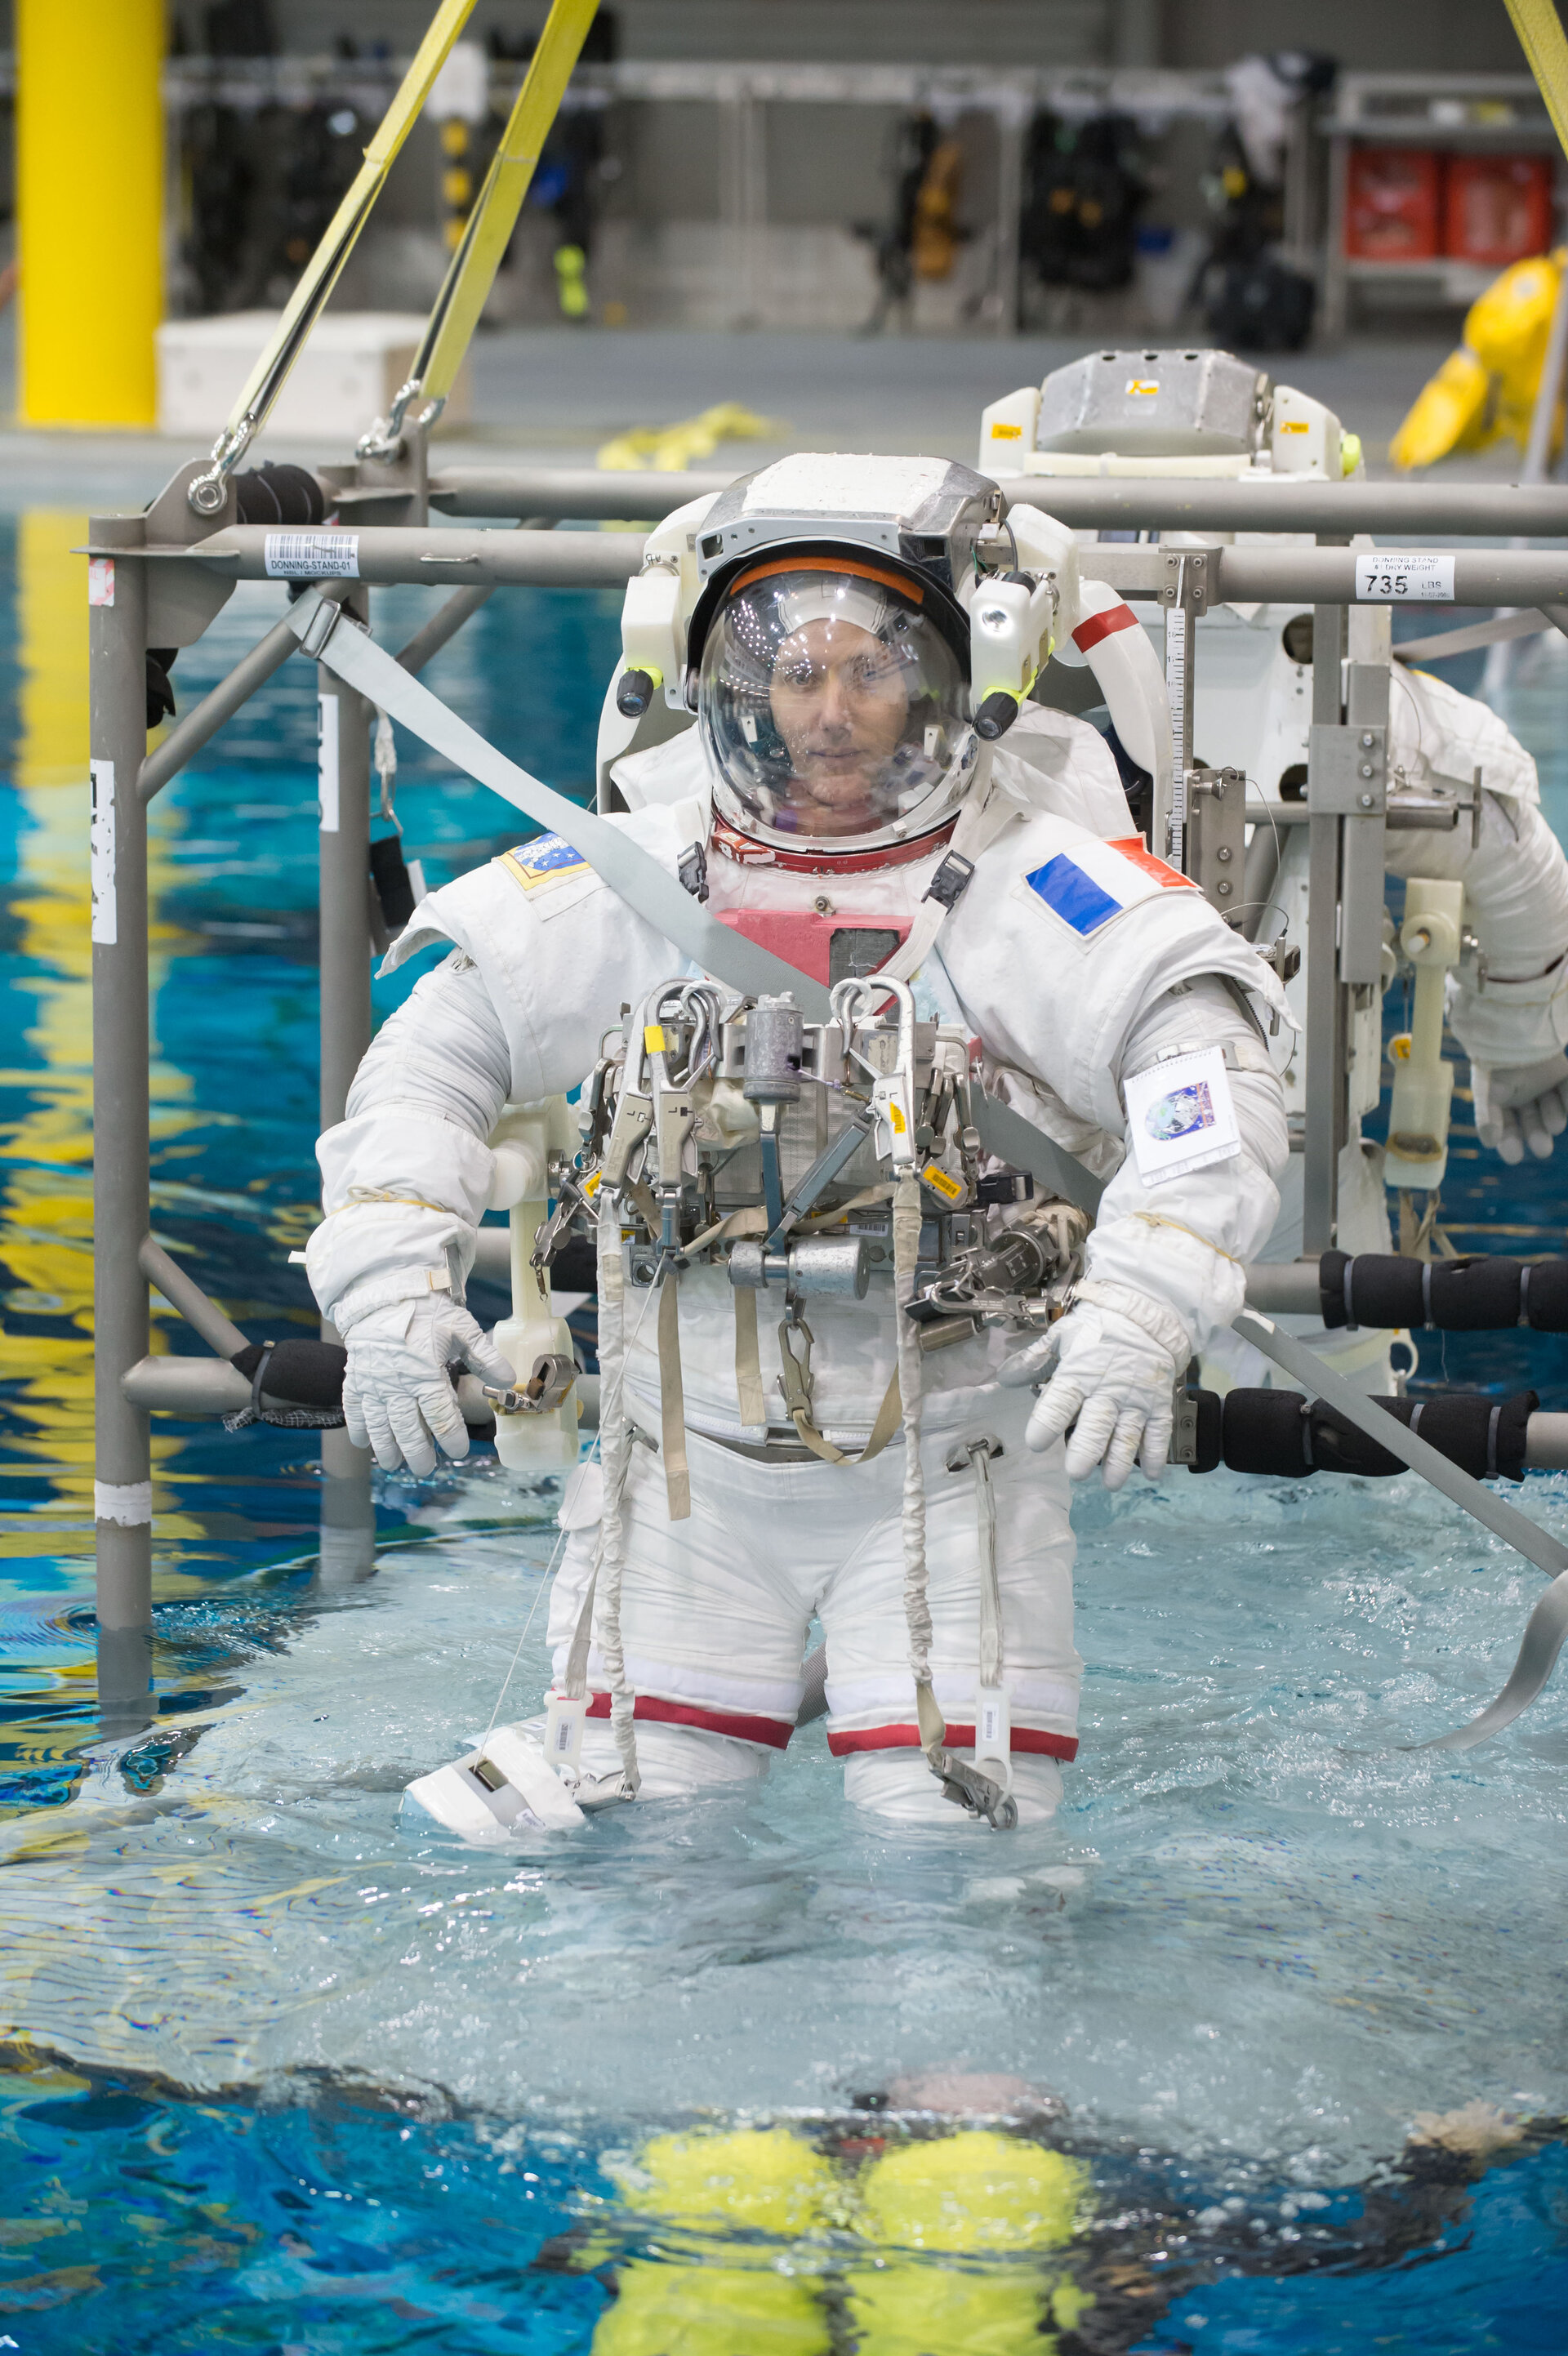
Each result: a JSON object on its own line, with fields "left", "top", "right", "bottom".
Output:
{"left": 983, "top": 350, "right": 1568, "bottom": 1386}
{"left": 309, "top": 453, "right": 1290, "bottom": 1826}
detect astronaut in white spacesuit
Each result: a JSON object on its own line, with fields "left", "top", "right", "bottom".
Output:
{"left": 307, "top": 452, "right": 1290, "bottom": 1827}
{"left": 982, "top": 350, "right": 1568, "bottom": 1385}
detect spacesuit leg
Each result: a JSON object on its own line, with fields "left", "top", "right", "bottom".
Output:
{"left": 555, "top": 1427, "right": 825, "bottom": 1799}
{"left": 821, "top": 1389, "right": 1081, "bottom": 1829}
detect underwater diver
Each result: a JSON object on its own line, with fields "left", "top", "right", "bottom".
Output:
{"left": 308, "top": 452, "right": 1290, "bottom": 1827}
{"left": 541, "top": 2083, "right": 1557, "bottom": 2355}
{"left": 981, "top": 350, "right": 1568, "bottom": 1383}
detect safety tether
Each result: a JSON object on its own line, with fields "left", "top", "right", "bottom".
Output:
{"left": 189, "top": 0, "right": 481, "bottom": 511}
{"left": 361, "top": 0, "right": 604, "bottom": 457}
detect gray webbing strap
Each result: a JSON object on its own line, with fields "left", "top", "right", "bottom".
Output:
{"left": 733, "top": 1286, "right": 765, "bottom": 1427}
{"left": 969, "top": 1085, "right": 1106, "bottom": 1218}
{"left": 288, "top": 592, "right": 835, "bottom": 1018}
{"left": 657, "top": 1270, "right": 691, "bottom": 1521}
{"left": 1233, "top": 1309, "right": 1568, "bottom": 1749}
{"left": 288, "top": 592, "right": 1103, "bottom": 1211}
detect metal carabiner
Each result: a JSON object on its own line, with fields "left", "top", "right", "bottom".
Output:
{"left": 777, "top": 1308, "right": 817, "bottom": 1423}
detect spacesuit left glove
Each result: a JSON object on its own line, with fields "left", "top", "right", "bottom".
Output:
{"left": 999, "top": 1286, "right": 1185, "bottom": 1490}
{"left": 1471, "top": 1052, "right": 1568, "bottom": 1165}
{"left": 341, "top": 1294, "right": 515, "bottom": 1478}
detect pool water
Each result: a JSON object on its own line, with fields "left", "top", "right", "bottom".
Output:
{"left": 2, "top": 510, "right": 1566, "bottom": 2351}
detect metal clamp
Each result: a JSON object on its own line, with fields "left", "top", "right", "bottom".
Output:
{"left": 298, "top": 594, "right": 346, "bottom": 661}
{"left": 1160, "top": 546, "right": 1210, "bottom": 613}
{"left": 187, "top": 416, "right": 256, "bottom": 517}
{"left": 1307, "top": 722, "right": 1387, "bottom": 813}
{"left": 929, "top": 1745, "right": 1018, "bottom": 1830}
{"left": 483, "top": 1352, "right": 577, "bottom": 1418}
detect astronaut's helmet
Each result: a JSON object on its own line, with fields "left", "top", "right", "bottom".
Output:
{"left": 698, "top": 557, "right": 973, "bottom": 851}
{"left": 688, "top": 452, "right": 996, "bottom": 859}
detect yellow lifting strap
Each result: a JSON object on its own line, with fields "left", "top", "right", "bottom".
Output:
{"left": 415, "top": 0, "right": 603, "bottom": 415}
{"left": 189, "top": 0, "right": 480, "bottom": 510}
{"left": 1506, "top": 0, "right": 1568, "bottom": 160}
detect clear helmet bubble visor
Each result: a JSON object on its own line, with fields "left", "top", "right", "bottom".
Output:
{"left": 698, "top": 556, "right": 975, "bottom": 854}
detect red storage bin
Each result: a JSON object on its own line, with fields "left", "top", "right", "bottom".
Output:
{"left": 1344, "top": 146, "right": 1441, "bottom": 261}
{"left": 1444, "top": 154, "right": 1555, "bottom": 265}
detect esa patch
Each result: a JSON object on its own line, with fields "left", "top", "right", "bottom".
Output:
{"left": 1022, "top": 835, "right": 1195, "bottom": 938}
{"left": 500, "top": 833, "right": 592, "bottom": 895}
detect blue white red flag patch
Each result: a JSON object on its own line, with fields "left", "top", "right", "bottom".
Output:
{"left": 501, "top": 833, "right": 591, "bottom": 893}
{"left": 1023, "top": 835, "right": 1195, "bottom": 937}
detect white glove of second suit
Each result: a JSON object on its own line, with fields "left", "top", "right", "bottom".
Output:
{"left": 1471, "top": 1053, "right": 1568, "bottom": 1165}
{"left": 342, "top": 1294, "right": 514, "bottom": 1476}
{"left": 999, "top": 1289, "right": 1184, "bottom": 1489}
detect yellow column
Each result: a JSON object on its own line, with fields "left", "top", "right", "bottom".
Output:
{"left": 16, "top": 0, "right": 164, "bottom": 427}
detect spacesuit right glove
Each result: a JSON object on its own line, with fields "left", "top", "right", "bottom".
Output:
{"left": 1470, "top": 1052, "right": 1568, "bottom": 1165}
{"left": 341, "top": 1294, "right": 515, "bottom": 1478}
{"left": 999, "top": 1284, "right": 1186, "bottom": 1490}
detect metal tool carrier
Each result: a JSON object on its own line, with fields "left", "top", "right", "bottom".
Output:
{"left": 81, "top": 0, "right": 1568, "bottom": 1754}
{"left": 571, "top": 978, "right": 1089, "bottom": 1463}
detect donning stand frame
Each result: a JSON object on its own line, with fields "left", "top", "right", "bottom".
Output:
{"left": 87, "top": 448, "right": 1568, "bottom": 1735}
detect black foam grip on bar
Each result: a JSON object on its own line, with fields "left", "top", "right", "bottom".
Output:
{"left": 1214, "top": 1387, "right": 1538, "bottom": 1483}
{"left": 1321, "top": 1252, "right": 1426, "bottom": 1332}
{"left": 1372, "top": 1389, "right": 1537, "bottom": 1483}
{"left": 1521, "top": 1258, "right": 1568, "bottom": 1333}
{"left": 1318, "top": 1248, "right": 1352, "bottom": 1329}
{"left": 1320, "top": 1249, "right": 1568, "bottom": 1334}
{"left": 1222, "top": 1387, "right": 1316, "bottom": 1476}
{"left": 231, "top": 1338, "right": 346, "bottom": 1407}
{"left": 1192, "top": 1387, "right": 1223, "bottom": 1474}
{"left": 1425, "top": 1257, "right": 1524, "bottom": 1331}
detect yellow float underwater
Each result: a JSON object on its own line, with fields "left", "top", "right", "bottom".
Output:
{"left": 591, "top": 2123, "right": 1091, "bottom": 2354}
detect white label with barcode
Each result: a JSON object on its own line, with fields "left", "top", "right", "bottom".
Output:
{"left": 264, "top": 530, "right": 360, "bottom": 579}
{"left": 1355, "top": 550, "right": 1454, "bottom": 602}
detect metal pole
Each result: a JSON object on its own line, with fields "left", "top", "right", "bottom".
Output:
{"left": 989, "top": 94, "right": 1027, "bottom": 336}
{"left": 139, "top": 608, "right": 320, "bottom": 804}
{"left": 1481, "top": 261, "right": 1568, "bottom": 692}
{"left": 317, "top": 602, "right": 376, "bottom": 1579}
{"left": 90, "top": 511, "right": 154, "bottom": 1732}
{"left": 139, "top": 1236, "right": 249, "bottom": 1357}
{"left": 1303, "top": 601, "right": 1346, "bottom": 1254}
{"left": 424, "top": 470, "right": 1568, "bottom": 537}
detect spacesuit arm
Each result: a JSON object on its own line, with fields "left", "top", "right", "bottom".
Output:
{"left": 1084, "top": 973, "right": 1288, "bottom": 1329}
{"left": 305, "top": 950, "right": 514, "bottom": 1333}
{"left": 1004, "top": 975, "right": 1287, "bottom": 1485}
{"left": 1383, "top": 684, "right": 1568, "bottom": 1156}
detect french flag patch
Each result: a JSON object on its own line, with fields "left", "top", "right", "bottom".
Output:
{"left": 1024, "top": 835, "right": 1195, "bottom": 937}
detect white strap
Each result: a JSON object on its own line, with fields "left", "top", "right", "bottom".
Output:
{"left": 873, "top": 774, "right": 1022, "bottom": 988}
{"left": 332, "top": 1262, "right": 456, "bottom": 1330}
{"left": 1071, "top": 1276, "right": 1191, "bottom": 1365}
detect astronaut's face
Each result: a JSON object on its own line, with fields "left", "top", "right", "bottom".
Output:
{"left": 768, "top": 617, "right": 911, "bottom": 835}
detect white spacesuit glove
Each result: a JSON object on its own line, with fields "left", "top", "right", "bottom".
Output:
{"left": 999, "top": 1286, "right": 1185, "bottom": 1490}
{"left": 1471, "top": 1053, "right": 1568, "bottom": 1165}
{"left": 341, "top": 1294, "right": 515, "bottom": 1477}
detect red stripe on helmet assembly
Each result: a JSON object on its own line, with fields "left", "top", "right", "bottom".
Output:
{"left": 1071, "top": 603, "right": 1138, "bottom": 652}
{"left": 826, "top": 1722, "right": 1079, "bottom": 1761}
{"left": 586, "top": 1691, "right": 795, "bottom": 1750}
